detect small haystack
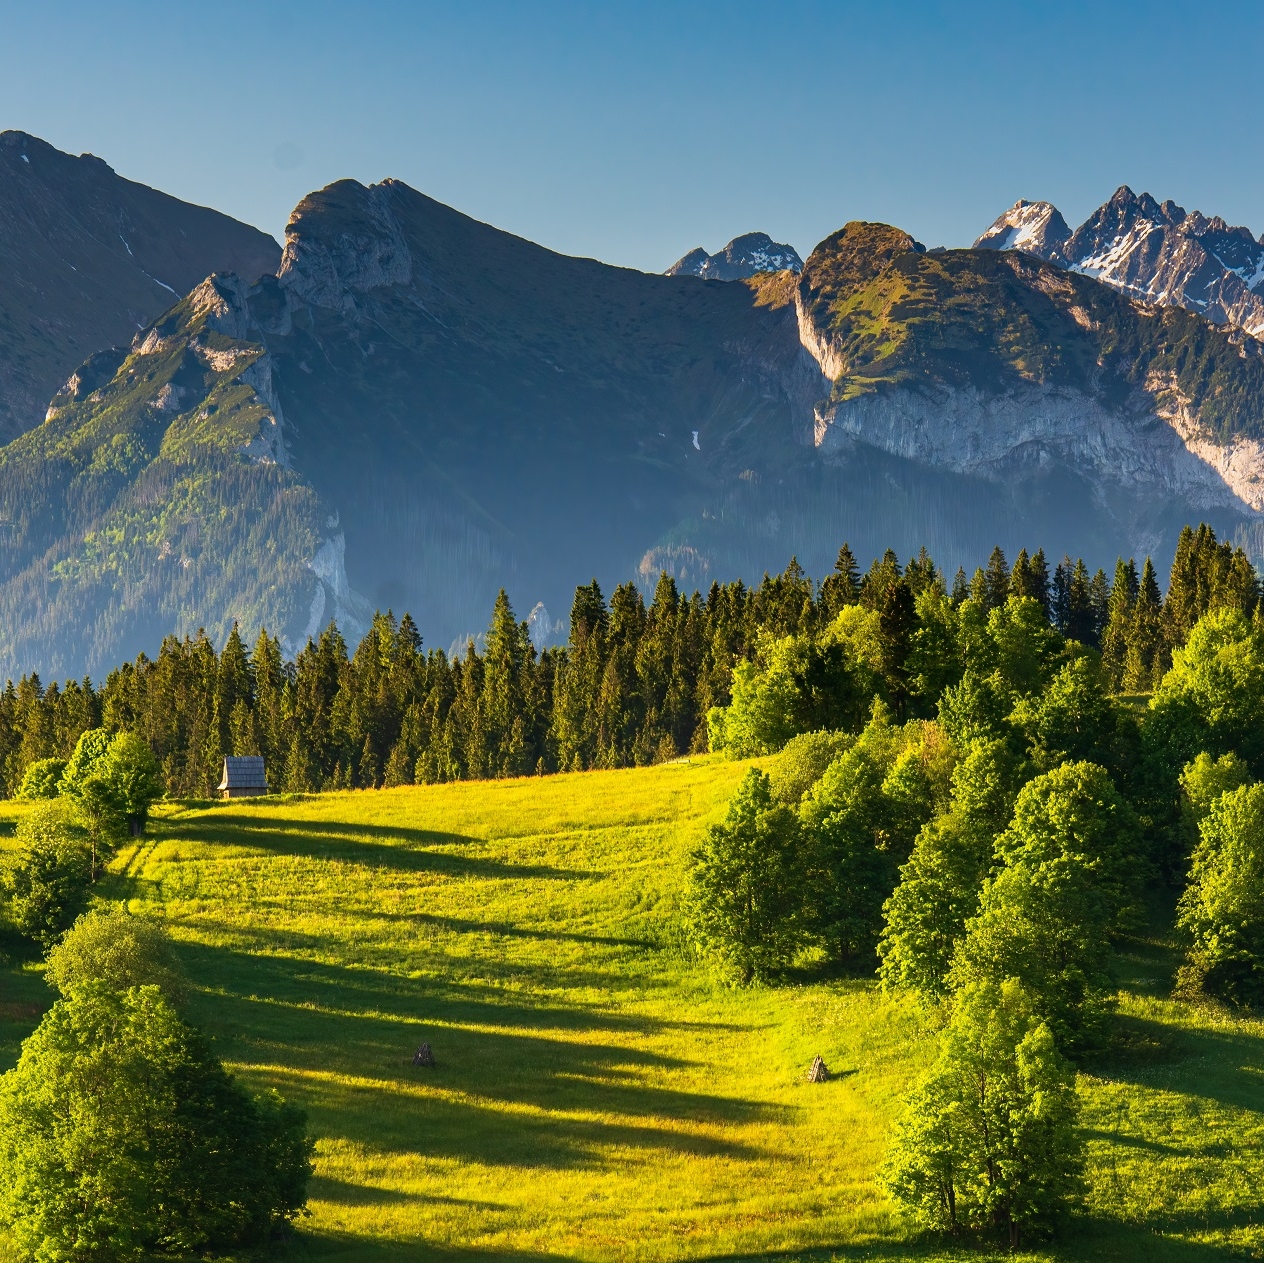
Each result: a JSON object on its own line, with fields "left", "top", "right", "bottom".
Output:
{"left": 412, "top": 1042, "right": 435, "bottom": 1068}
{"left": 807, "top": 1055, "right": 829, "bottom": 1083}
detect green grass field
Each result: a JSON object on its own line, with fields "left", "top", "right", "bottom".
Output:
{"left": 2, "top": 758, "right": 1263, "bottom": 1262}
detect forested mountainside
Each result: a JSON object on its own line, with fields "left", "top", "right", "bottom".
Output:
{"left": 0, "top": 132, "right": 280, "bottom": 442}
{"left": 5, "top": 163, "right": 1264, "bottom": 675}
{"left": 976, "top": 186, "right": 1264, "bottom": 338}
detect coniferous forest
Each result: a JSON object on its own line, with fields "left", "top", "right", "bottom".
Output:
{"left": 0, "top": 522, "right": 1256, "bottom": 801}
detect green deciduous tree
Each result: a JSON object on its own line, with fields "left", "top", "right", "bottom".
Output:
{"left": 0, "top": 984, "right": 311, "bottom": 1262}
{"left": 881, "top": 979, "right": 1083, "bottom": 1247}
{"left": 44, "top": 905, "right": 186, "bottom": 1003}
{"left": 879, "top": 737, "right": 1026, "bottom": 998}
{"left": 686, "top": 768, "right": 808, "bottom": 983}
{"left": 1176, "top": 782, "right": 1264, "bottom": 1005}
{"left": 1148, "top": 606, "right": 1264, "bottom": 777}
{"left": 15, "top": 758, "right": 66, "bottom": 801}
{"left": 97, "top": 732, "right": 164, "bottom": 836}
{"left": 1, "top": 802, "right": 92, "bottom": 947}
{"left": 799, "top": 706, "right": 948, "bottom": 966}
{"left": 950, "top": 762, "right": 1142, "bottom": 1048}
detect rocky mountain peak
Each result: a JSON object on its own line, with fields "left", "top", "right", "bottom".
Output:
{"left": 665, "top": 231, "right": 803, "bottom": 280}
{"left": 979, "top": 186, "right": 1264, "bottom": 339}
{"left": 279, "top": 179, "right": 412, "bottom": 312}
{"left": 973, "top": 200, "right": 1071, "bottom": 263}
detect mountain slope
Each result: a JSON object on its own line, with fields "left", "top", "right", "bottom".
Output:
{"left": 976, "top": 187, "right": 1264, "bottom": 338}
{"left": 0, "top": 131, "right": 280, "bottom": 442}
{"left": 6, "top": 188, "right": 1264, "bottom": 677}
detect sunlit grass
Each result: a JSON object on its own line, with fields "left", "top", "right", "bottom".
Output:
{"left": 1, "top": 758, "right": 1263, "bottom": 1260}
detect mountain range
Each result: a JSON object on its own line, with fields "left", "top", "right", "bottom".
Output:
{"left": 2, "top": 135, "right": 1264, "bottom": 677}
{"left": 976, "top": 186, "right": 1264, "bottom": 338}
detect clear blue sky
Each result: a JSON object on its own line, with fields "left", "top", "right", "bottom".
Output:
{"left": 3, "top": 1, "right": 1261, "bottom": 271}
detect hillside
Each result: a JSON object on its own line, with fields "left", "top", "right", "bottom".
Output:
{"left": 0, "top": 132, "right": 281, "bottom": 443}
{"left": 2, "top": 760, "right": 1262, "bottom": 1260}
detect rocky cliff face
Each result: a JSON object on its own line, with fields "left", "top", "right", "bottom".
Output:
{"left": 796, "top": 223, "right": 1264, "bottom": 556}
{"left": 666, "top": 232, "right": 803, "bottom": 280}
{"left": 0, "top": 131, "right": 281, "bottom": 443}
{"left": 976, "top": 186, "right": 1264, "bottom": 338}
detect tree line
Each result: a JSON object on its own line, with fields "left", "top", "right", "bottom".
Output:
{"left": 0, "top": 523, "right": 1255, "bottom": 800}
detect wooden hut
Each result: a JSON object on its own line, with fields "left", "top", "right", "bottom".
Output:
{"left": 218, "top": 756, "right": 269, "bottom": 799}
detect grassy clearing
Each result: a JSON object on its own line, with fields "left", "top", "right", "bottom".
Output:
{"left": 1, "top": 759, "right": 1263, "bottom": 1261}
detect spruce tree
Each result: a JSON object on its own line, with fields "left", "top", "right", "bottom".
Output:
{"left": 819, "top": 544, "right": 862, "bottom": 620}
{"left": 1100, "top": 559, "right": 1137, "bottom": 691}
{"left": 1010, "top": 548, "right": 1034, "bottom": 602}
{"left": 1123, "top": 558, "right": 1164, "bottom": 692}
{"left": 1028, "top": 548, "right": 1052, "bottom": 621}
{"left": 983, "top": 546, "right": 1010, "bottom": 611}
{"left": 904, "top": 547, "right": 940, "bottom": 597}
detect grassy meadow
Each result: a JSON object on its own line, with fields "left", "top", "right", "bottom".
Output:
{"left": 1, "top": 757, "right": 1263, "bottom": 1262}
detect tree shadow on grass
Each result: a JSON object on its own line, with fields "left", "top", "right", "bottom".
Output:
{"left": 174, "top": 940, "right": 784, "bottom": 1170}
{"left": 176, "top": 933, "right": 748, "bottom": 1036}
{"left": 1085, "top": 1012, "right": 1264, "bottom": 1116}
{"left": 166, "top": 816, "right": 599, "bottom": 881}
{"left": 175, "top": 924, "right": 658, "bottom": 1001}
{"left": 278, "top": 1229, "right": 584, "bottom": 1262}
{"left": 308, "top": 1176, "right": 509, "bottom": 1213}
{"left": 688, "top": 1226, "right": 1264, "bottom": 1261}
{"left": 352, "top": 907, "right": 656, "bottom": 951}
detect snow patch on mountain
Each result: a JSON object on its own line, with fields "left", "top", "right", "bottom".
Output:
{"left": 666, "top": 232, "right": 803, "bottom": 281}
{"left": 974, "top": 201, "right": 1071, "bottom": 262}
{"left": 977, "top": 187, "right": 1264, "bottom": 339}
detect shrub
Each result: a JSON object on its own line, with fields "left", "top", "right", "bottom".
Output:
{"left": 15, "top": 758, "right": 67, "bottom": 801}
{"left": 1, "top": 802, "right": 92, "bottom": 947}
{"left": 1176, "top": 781, "right": 1264, "bottom": 1005}
{"left": 686, "top": 768, "right": 808, "bottom": 983}
{"left": 45, "top": 905, "right": 186, "bottom": 1003}
{"left": 882, "top": 978, "right": 1083, "bottom": 1247}
{"left": 0, "top": 984, "right": 311, "bottom": 1262}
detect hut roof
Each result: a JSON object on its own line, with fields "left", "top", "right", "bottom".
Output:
{"left": 218, "top": 756, "right": 268, "bottom": 791}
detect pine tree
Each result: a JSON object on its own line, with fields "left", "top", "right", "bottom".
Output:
{"left": 983, "top": 546, "right": 1009, "bottom": 611}
{"left": 1123, "top": 558, "right": 1165, "bottom": 692}
{"left": 861, "top": 550, "right": 903, "bottom": 611}
{"left": 1028, "top": 548, "right": 1052, "bottom": 620}
{"left": 1088, "top": 568, "right": 1110, "bottom": 649}
{"left": 1010, "top": 548, "right": 1034, "bottom": 601}
{"left": 950, "top": 567, "right": 969, "bottom": 605}
{"left": 819, "top": 544, "right": 862, "bottom": 620}
{"left": 1100, "top": 558, "right": 1137, "bottom": 691}
{"left": 905, "top": 547, "right": 940, "bottom": 597}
